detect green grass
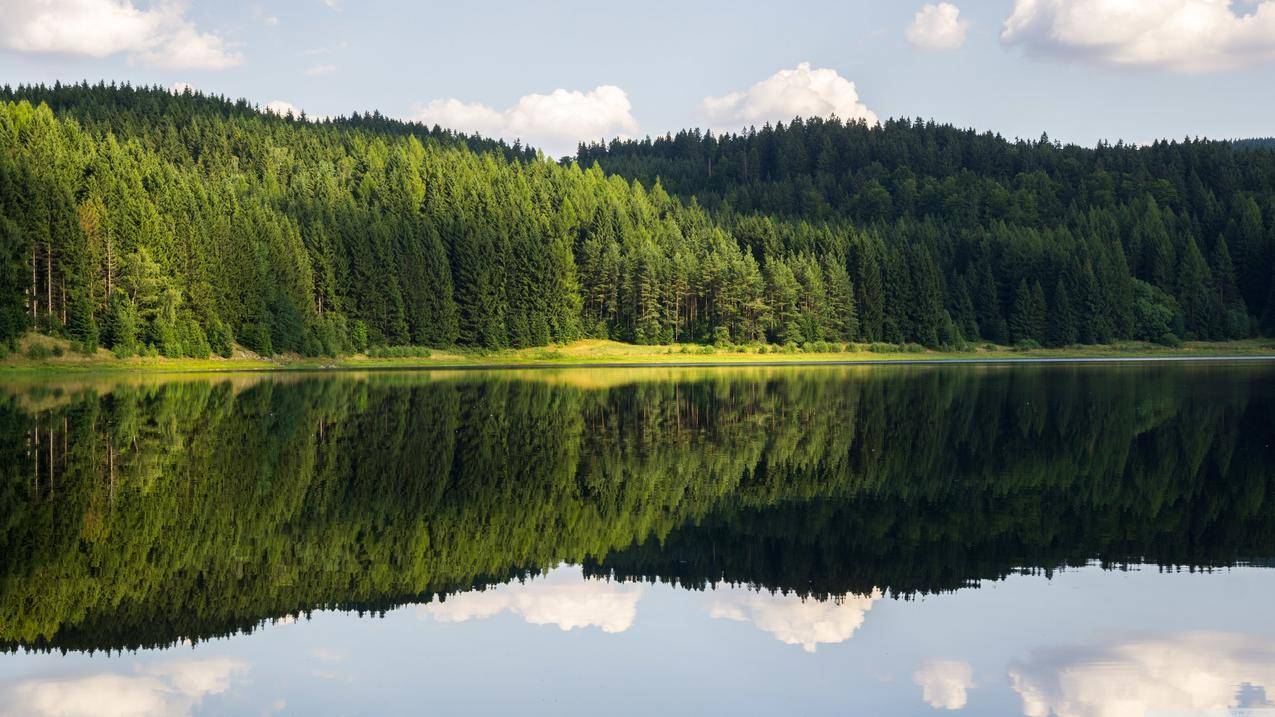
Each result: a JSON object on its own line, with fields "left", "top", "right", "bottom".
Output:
{"left": 3, "top": 334, "right": 1274, "bottom": 375}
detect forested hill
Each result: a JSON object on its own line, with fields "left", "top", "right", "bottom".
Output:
{"left": 0, "top": 82, "right": 536, "bottom": 161}
{"left": 2, "top": 84, "right": 1275, "bottom": 359}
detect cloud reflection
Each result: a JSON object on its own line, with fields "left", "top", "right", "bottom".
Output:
{"left": 1, "top": 657, "right": 247, "bottom": 717}
{"left": 706, "top": 588, "right": 883, "bottom": 652}
{"left": 914, "top": 659, "right": 976, "bottom": 710}
{"left": 420, "top": 568, "right": 645, "bottom": 633}
{"left": 1009, "top": 632, "right": 1275, "bottom": 717}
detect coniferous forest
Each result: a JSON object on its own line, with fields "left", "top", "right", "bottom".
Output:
{"left": 3, "top": 82, "right": 1275, "bottom": 358}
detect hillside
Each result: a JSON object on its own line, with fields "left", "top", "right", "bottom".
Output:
{"left": 1, "top": 83, "right": 1274, "bottom": 362}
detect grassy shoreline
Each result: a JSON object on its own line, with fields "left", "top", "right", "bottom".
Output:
{"left": 3, "top": 335, "right": 1275, "bottom": 375}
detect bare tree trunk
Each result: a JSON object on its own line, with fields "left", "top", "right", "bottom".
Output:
{"left": 31, "top": 245, "right": 37, "bottom": 321}
{"left": 46, "top": 241, "right": 52, "bottom": 325}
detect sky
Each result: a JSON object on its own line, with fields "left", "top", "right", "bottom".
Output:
{"left": 1, "top": 0, "right": 1274, "bottom": 156}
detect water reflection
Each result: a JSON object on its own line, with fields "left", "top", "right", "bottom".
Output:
{"left": 1, "top": 364, "right": 1274, "bottom": 714}
{"left": 1, "top": 657, "right": 249, "bottom": 717}
{"left": 420, "top": 567, "right": 644, "bottom": 633}
{"left": 1009, "top": 633, "right": 1275, "bottom": 717}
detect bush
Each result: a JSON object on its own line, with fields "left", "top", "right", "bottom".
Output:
{"left": 903, "top": 343, "right": 926, "bottom": 353}
{"left": 351, "top": 321, "right": 369, "bottom": 353}
{"left": 1013, "top": 339, "right": 1042, "bottom": 351}
{"left": 51, "top": 345, "right": 64, "bottom": 358}
{"left": 782, "top": 341, "right": 800, "bottom": 354}
{"left": 711, "top": 326, "right": 731, "bottom": 347}
{"left": 25, "top": 343, "right": 52, "bottom": 360}
{"left": 207, "top": 319, "right": 234, "bottom": 358}
{"left": 757, "top": 345, "right": 768, "bottom": 355}
{"left": 868, "top": 342, "right": 897, "bottom": 353}
{"left": 698, "top": 344, "right": 715, "bottom": 355}
{"left": 112, "top": 343, "right": 133, "bottom": 359}
{"left": 1156, "top": 332, "right": 1184, "bottom": 348}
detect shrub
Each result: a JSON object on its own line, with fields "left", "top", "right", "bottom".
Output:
{"left": 25, "top": 343, "right": 52, "bottom": 360}
{"left": 757, "top": 345, "right": 768, "bottom": 355}
{"left": 112, "top": 343, "right": 133, "bottom": 359}
{"left": 711, "top": 326, "right": 731, "bottom": 347}
{"left": 1156, "top": 333, "right": 1184, "bottom": 348}
{"left": 868, "top": 342, "right": 896, "bottom": 353}
{"left": 51, "top": 345, "right": 65, "bottom": 358}
{"left": 207, "top": 319, "right": 234, "bottom": 358}
{"left": 698, "top": 344, "right": 715, "bottom": 355}
{"left": 1013, "top": 339, "right": 1042, "bottom": 351}
{"left": 903, "top": 342, "right": 926, "bottom": 353}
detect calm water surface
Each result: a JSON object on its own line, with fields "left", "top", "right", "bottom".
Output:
{"left": 2, "top": 363, "right": 1275, "bottom": 716}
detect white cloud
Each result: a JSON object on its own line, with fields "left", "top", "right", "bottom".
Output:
{"left": 907, "top": 3, "right": 971, "bottom": 51}
{"left": 699, "top": 62, "right": 878, "bottom": 132}
{"left": 0, "top": 657, "right": 247, "bottom": 717}
{"left": 410, "top": 85, "right": 639, "bottom": 157}
{"left": 320, "top": 0, "right": 340, "bottom": 10}
{"left": 420, "top": 567, "right": 645, "bottom": 633}
{"left": 264, "top": 99, "right": 300, "bottom": 117}
{"left": 1009, "top": 632, "right": 1275, "bottom": 717}
{"left": 304, "top": 63, "right": 336, "bottom": 77}
{"left": 170, "top": 81, "right": 194, "bottom": 94}
{"left": 1001, "top": 0, "right": 1275, "bottom": 72}
{"left": 0, "top": 0, "right": 241, "bottom": 70}
{"left": 706, "top": 588, "right": 882, "bottom": 653}
{"left": 913, "top": 660, "right": 976, "bottom": 710}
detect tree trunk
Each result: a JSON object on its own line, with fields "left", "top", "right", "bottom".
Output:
{"left": 46, "top": 241, "right": 52, "bottom": 325}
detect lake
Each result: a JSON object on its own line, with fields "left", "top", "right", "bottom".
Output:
{"left": 2, "top": 362, "right": 1275, "bottom": 716}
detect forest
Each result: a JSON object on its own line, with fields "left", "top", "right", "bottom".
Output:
{"left": 3, "top": 365, "right": 1274, "bottom": 651}
{"left": 2, "top": 82, "right": 1275, "bottom": 357}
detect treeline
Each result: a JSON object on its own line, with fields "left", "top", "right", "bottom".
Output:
{"left": 581, "top": 117, "right": 1275, "bottom": 343}
{"left": 3, "top": 366, "right": 1274, "bottom": 650}
{"left": 3, "top": 84, "right": 1275, "bottom": 356}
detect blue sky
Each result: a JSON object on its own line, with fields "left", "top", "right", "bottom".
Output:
{"left": 2, "top": 1, "right": 1275, "bottom": 156}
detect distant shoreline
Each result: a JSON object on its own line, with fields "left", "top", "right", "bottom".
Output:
{"left": 4, "top": 336, "right": 1275, "bottom": 376}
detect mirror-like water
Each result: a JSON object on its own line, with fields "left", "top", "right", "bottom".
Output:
{"left": 2, "top": 363, "right": 1274, "bottom": 715}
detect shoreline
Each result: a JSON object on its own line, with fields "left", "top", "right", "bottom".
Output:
{"left": 3, "top": 336, "right": 1275, "bottom": 376}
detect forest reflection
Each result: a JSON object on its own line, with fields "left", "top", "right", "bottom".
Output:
{"left": 2, "top": 363, "right": 1273, "bottom": 653}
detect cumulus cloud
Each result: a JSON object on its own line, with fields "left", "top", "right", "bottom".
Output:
{"left": 170, "top": 81, "right": 194, "bottom": 94}
{"left": 420, "top": 568, "right": 645, "bottom": 633}
{"left": 410, "top": 85, "right": 639, "bottom": 157}
{"left": 1009, "top": 631, "right": 1275, "bottom": 717}
{"left": 1001, "top": 0, "right": 1275, "bottom": 72}
{"left": 0, "top": 657, "right": 247, "bottom": 717}
{"left": 907, "top": 3, "right": 971, "bottom": 51}
{"left": 0, "top": 0, "right": 241, "bottom": 70}
{"left": 913, "top": 660, "right": 976, "bottom": 710}
{"left": 264, "top": 99, "right": 300, "bottom": 117}
{"left": 699, "top": 62, "right": 878, "bottom": 132}
{"left": 706, "top": 588, "right": 882, "bottom": 653}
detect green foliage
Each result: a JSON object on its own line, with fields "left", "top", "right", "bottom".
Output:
{"left": 24, "top": 343, "right": 51, "bottom": 360}
{"left": 3, "top": 84, "right": 1275, "bottom": 352}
